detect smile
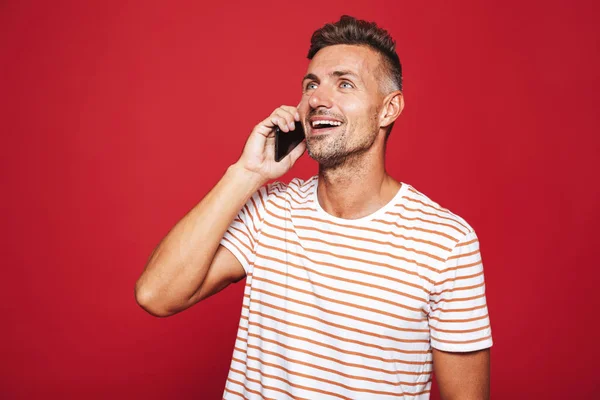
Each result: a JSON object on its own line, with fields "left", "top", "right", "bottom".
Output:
{"left": 311, "top": 120, "right": 342, "bottom": 128}
{"left": 308, "top": 124, "right": 343, "bottom": 136}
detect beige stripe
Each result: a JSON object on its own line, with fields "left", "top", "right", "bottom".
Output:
{"left": 266, "top": 185, "right": 284, "bottom": 198}
{"left": 236, "top": 349, "right": 430, "bottom": 387}
{"left": 250, "top": 195, "right": 268, "bottom": 231}
{"left": 265, "top": 218, "right": 444, "bottom": 269}
{"left": 372, "top": 217, "right": 459, "bottom": 242}
{"left": 241, "top": 303, "right": 432, "bottom": 356}
{"left": 405, "top": 195, "right": 451, "bottom": 216}
{"left": 456, "top": 237, "right": 478, "bottom": 248}
{"left": 298, "top": 178, "right": 317, "bottom": 193}
{"left": 258, "top": 238, "right": 432, "bottom": 295}
{"left": 232, "top": 361, "right": 432, "bottom": 398}
{"left": 271, "top": 190, "right": 313, "bottom": 206}
{"left": 447, "top": 249, "right": 479, "bottom": 261}
{"left": 435, "top": 271, "right": 484, "bottom": 287}
{"left": 262, "top": 225, "right": 439, "bottom": 280}
{"left": 248, "top": 296, "right": 429, "bottom": 344}
{"left": 249, "top": 196, "right": 260, "bottom": 221}
{"left": 228, "top": 370, "right": 310, "bottom": 400}
{"left": 237, "top": 331, "right": 431, "bottom": 375}
{"left": 431, "top": 334, "right": 492, "bottom": 345}
{"left": 404, "top": 197, "right": 470, "bottom": 232}
{"left": 430, "top": 293, "right": 485, "bottom": 305}
{"left": 255, "top": 263, "right": 425, "bottom": 313}
{"left": 398, "top": 202, "right": 470, "bottom": 235}
{"left": 224, "top": 382, "right": 252, "bottom": 400}
{"left": 238, "top": 319, "right": 433, "bottom": 365}
{"left": 388, "top": 212, "right": 465, "bottom": 238}
{"left": 256, "top": 188, "right": 267, "bottom": 212}
{"left": 263, "top": 218, "right": 446, "bottom": 266}
{"left": 265, "top": 207, "right": 453, "bottom": 254}
{"left": 269, "top": 188, "right": 465, "bottom": 241}
{"left": 231, "top": 228, "right": 256, "bottom": 255}
{"left": 286, "top": 185, "right": 313, "bottom": 201}
{"left": 389, "top": 212, "right": 465, "bottom": 238}
{"left": 252, "top": 282, "right": 427, "bottom": 329}
{"left": 230, "top": 225, "right": 254, "bottom": 248}
{"left": 429, "top": 313, "right": 489, "bottom": 324}
{"left": 295, "top": 220, "right": 452, "bottom": 251}
{"left": 242, "top": 203, "right": 259, "bottom": 236}
{"left": 226, "top": 379, "right": 277, "bottom": 400}
{"left": 257, "top": 252, "right": 428, "bottom": 304}
{"left": 230, "top": 365, "right": 351, "bottom": 399}
{"left": 430, "top": 323, "right": 491, "bottom": 334}
{"left": 222, "top": 237, "right": 250, "bottom": 264}
{"left": 430, "top": 281, "right": 485, "bottom": 297}
{"left": 430, "top": 303, "right": 487, "bottom": 314}
{"left": 273, "top": 200, "right": 459, "bottom": 243}
{"left": 271, "top": 199, "right": 458, "bottom": 243}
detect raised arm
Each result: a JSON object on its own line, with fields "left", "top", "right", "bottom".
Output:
{"left": 134, "top": 106, "right": 306, "bottom": 317}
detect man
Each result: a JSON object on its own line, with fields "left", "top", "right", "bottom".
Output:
{"left": 135, "top": 15, "right": 492, "bottom": 400}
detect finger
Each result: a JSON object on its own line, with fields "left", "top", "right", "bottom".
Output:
{"left": 279, "top": 105, "right": 300, "bottom": 122}
{"left": 273, "top": 109, "right": 297, "bottom": 131}
{"left": 269, "top": 115, "right": 289, "bottom": 132}
{"left": 273, "top": 109, "right": 295, "bottom": 129}
{"left": 254, "top": 113, "right": 283, "bottom": 137}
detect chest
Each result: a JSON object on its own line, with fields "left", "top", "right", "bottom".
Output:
{"left": 251, "top": 215, "right": 432, "bottom": 337}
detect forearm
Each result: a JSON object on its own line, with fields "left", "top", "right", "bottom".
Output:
{"left": 135, "top": 162, "right": 264, "bottom": 316}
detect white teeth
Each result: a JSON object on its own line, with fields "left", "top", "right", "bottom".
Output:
{"left": 311, "top": 120, "right": 342, "bottom": 128}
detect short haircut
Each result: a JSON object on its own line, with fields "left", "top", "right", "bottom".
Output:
{"left": 307, "top": 15, "right": 403, "bottom": 93}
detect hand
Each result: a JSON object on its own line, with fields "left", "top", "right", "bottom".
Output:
{"left": 235, "top": 105, "right": 306, "bottom": 184}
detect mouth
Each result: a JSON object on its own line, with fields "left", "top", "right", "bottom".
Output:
{"left": 307, "top": 118, "right": 344, "bottom": 135}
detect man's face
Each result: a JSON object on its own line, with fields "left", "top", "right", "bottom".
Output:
{"left": 298, "top": 44, "right": 388, "bottom": 167}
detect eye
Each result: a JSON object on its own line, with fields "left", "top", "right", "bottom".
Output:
{"left": 305, "top": 82, "right": 318, "bottom": 91}
{"left": 340, "top": 81, "right": 354, "bottom": 89}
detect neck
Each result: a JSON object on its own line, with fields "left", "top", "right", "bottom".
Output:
{"left": 316, "top": 141, "right": 401, "bottom": 220}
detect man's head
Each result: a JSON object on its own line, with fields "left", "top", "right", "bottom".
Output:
{"left": 298, "top": 15, "right": 404, "bottom": 168}
{"left": 308, "top": 16, "right": 402, "bottom": 94}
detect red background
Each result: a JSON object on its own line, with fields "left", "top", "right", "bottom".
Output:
{"left": 1, "top": 0, "right": 599, "bottom": 398}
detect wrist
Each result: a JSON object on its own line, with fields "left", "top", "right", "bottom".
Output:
{"left": 227, "top": 162, "right": 267, "bottom": 191}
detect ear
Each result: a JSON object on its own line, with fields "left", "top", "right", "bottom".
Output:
{"left": 379, "top": 91, "right": 404, "bottom": 128}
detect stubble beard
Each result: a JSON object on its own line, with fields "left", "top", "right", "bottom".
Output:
{"left": 306, "top": 126, "right": 349, "bottom": 169}
{"left": 306, "top": 120, "right": 379, "bottom": 171}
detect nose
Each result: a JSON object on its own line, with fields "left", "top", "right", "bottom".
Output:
{"left": 308, "top": 85, "right": 333, "bottom": 110}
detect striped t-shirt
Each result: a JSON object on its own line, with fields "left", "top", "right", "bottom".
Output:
{"left": 219, "top": 176, "right": 492, "bottom": 399}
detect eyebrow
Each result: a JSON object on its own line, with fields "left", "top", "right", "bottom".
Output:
{"left": 302, "top": 70, "right": 360, "bottom": 83}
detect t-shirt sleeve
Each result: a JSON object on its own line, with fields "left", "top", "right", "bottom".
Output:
{"left": 428, "top": 230, "right": 493, "bottom": 352}
{"left": 219, "top": 185, "right": 270, "bottom": 274}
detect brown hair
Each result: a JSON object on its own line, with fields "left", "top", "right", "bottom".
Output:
{"left": 307, "top": 15, "right": 402, "bottom": 93}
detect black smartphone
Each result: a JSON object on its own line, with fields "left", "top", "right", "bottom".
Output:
{"left": 274, "top": 121, "right": 305, "bottom": 162}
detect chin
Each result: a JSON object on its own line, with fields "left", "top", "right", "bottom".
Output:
{"left": 306, "top": 137, "right": 329, "bottom": 159}
{"left": 307, "top": 145, "right": 348, "bottom": 168}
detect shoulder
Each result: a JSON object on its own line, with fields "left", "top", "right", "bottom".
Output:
{"left": 266, "top": 176, "right": 317, "bottom": 200}
{"left": 400, "top": 183, "right": 476, "bottom": 245}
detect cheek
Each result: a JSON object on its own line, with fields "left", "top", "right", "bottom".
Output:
{"left": 338, "top": 96, "right": 363, "bottom": 116}
{"left": 342, "top": 99, "right": 377, "bottom": 126}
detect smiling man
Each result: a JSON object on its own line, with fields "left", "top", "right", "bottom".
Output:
{"left": 136, "top": 15, "right": 493, "bottom": 399}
